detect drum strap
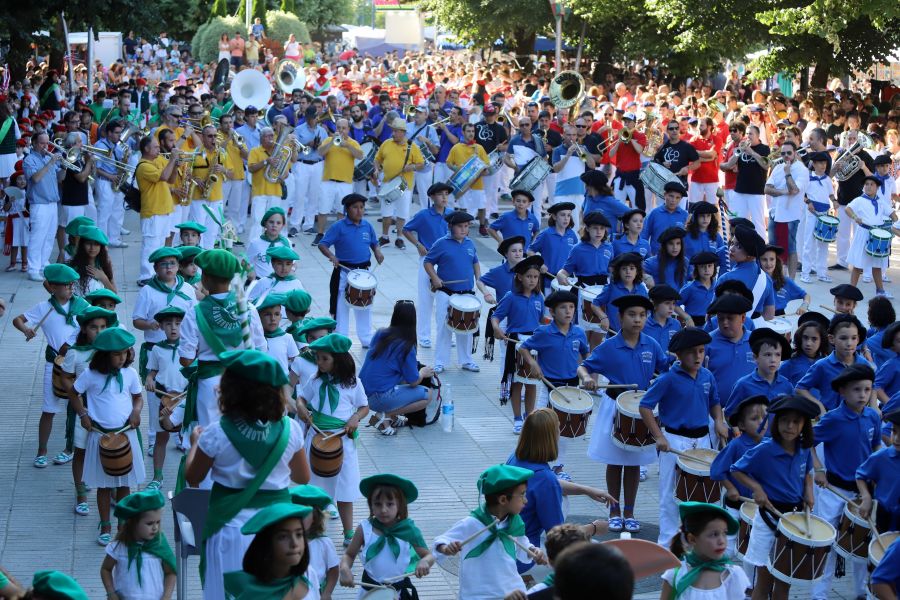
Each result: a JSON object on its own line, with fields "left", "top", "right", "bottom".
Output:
{"left": 825, "top": 471, "right": 856, "bottom": 493}
{"left": 483, "top": 306, "right": 498, "bottom": 361}
{"left": 759, "top": 500, "right": 802, "bottom": 531}
{"left": 361, "top": 570, "right": 419, "bottom": 600}
{"left": 329, "top": 261, "right": 370, "bottom": 317}
{"left": 748, "top": 269, "right": 767, "bottom": 318}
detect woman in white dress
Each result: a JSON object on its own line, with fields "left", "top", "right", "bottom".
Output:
{"left": 218, "top": 34, "right": 231, "bottom": 62}
{"left": 284, "top": 34, "right": 302, "bottom": 62}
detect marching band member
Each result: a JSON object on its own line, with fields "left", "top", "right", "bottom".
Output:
{"left": 315, "top": 118, "right": 363, "bottom": 246}
{"left": 247, "top": 126, "right": 288, "bottom": 241}
{"left": 189, "top": 125, "right": 228, "bottom": 248}
{"left": 447, "top": 122, "right": 490, "bottom": 235}
{"left": 504, "top": 115, "right": 546, "bottom": 219}
{"left": 93, "top": 121, "right": 128, "bottom": 247}
{"left": 833, "top": 129, "right": 875, "bottom": 272}
{"left": 552, "top": 124, "right": 596, "bottom": 229}
{"left": 653, "top": 118, "right": 699, "bottom": 196}
{"left": 407, "top": 105, "right": 441, "bottom": 205}
{"left": 846, "top": 175, "right": 896, "bottom": 297}
{"left": 530, "top": 201, "right": 578, "bottom": 294}
{"left": 799, "top": 152, "right": 835, "bottom": 284}
{"left": 475, "top": 103, "right": 508, "bottom": 218}
{"left": 433, "top": 106, "right": 464, "bottom": 206}
{"left": 374, "top": 118, "right": 425, "bottom": 250}
{"left": 291, "top": 107, "right": 327, "bottom": 237}
{"left": 609, "top": 112, "right": 647, "bottom": 210}
{"left": 686, "top": 117, "right": 721, "bottom": 207}
{"left": 764, "top": 140, "right": 810, "bottom": 278}
{"left": 641, "top": 182, "right": 689, "bottom": 256}
{"left": 218, "top": 113, "right": 249, "bottom": 233}
{"left": 720, "top": 125, "right": 769, "bottom": 240}
{"left": 135, "top": 135, "right": 178, "bottom": 286}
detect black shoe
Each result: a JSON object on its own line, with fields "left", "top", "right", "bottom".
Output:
{"left": 378, "top": 236, "right": 390, "bottom": 247}
{"left": 233, "top": 239, "right": 244, "bottom": 246}
{"left": 828, "top": 263, "right": 848, "bottom": 271}
{"left": 489, "top": 212, "right": 499, "bottom": 220}
{"left": 137, "top": 279, "right": 149, "bottom": 287}
{"left": 312, "top": 233, "right": 324, "bottom": 246}
{"left": 395, "top": 238, "right": 405, "bottom": 250}
{"left": 288, "top": 227, "right": 298, "bottom": 237}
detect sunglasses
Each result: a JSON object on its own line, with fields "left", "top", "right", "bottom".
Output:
{"left": 780, "top": 151, "right": 793, "bottom": 156}
{"left": 667, "top": 126, "right": 679, "bottom": 131}
{"left": 576, "top": 125, "right": 586, "bottom": 128}
{"left": 729, "top": 128, "right": 739, "bottom": 132}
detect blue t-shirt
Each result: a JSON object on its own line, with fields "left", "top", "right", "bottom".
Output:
{"left": 774, "top": 278, "right": 806, "bottom": 313}
{"left": 731, "top": 438, "right": 812, "bottom": 504}
{"left": 521, "top": 321, "right": 589, "bottom": 381}
{"left": 644, "top": 315, "right": 682, "bottom": 355}
{"left": 480, "top": 262, "right": 515, "bottom": 301}
{"left": 813, "top": 403, "right": 882, "bottom": 483}
{"left": 716, "top": 261, "right": 776, "bottom": 315}
{"left": 492, "top": 291, "right": 545, "bottom": 334}
{"left": 706, "top": 329, "right": 756, "bottom": 405}
{"left": 505, "top": 455, "right": 563, "bottom": 548}
{"left": 591, "top": 281, "right": 649, "bottom": 332}
{"left": 583, "top": 194, "right": 629, "bottom": 231}
{"left": 868, "top": 327, "right": 894, "bottom": 368}
{"left": 679, "top": 279, "right": 716, "bottom": 318}
{"left": 612, "top": 234, "right": 651, "bottom": 258}
{"left": 424, "top": 236, "right": 479, "bottom": 292}
{"left": 403, "top": 207, "right": 451, "bottom": 251}
{"left": 778, "top": 354, "right": 817, "bottom": 387}
{"left": 683, "top": 231, "right": 726, "bottom": 269}
{"left": 529, "top": 227, "right": 578, "bottom": 280}
{"left": 436, "top": 124, "right": 464, "bottom": 162}
{"left": 562, "top": 241, "right": 613, "bottom": 278}
{"left": 641, "top": 205, "right": 689, "bottom": 255}
{"left": 358, "top": 331, "right": 419, "bottom": 395}
{"left": 489, "top": 209, "right": 540, "bottom": 242}
{"left": 796, "top": 352, "right": 872, "bottom": 412}
{"left": 725, "top": 370, "right": 794, "bottom": 417}
{"left": 856, "top": 447, "right": 900, "bottom": 513}
{"left": 320, "top": 218, "right": 377, "bottom": 263}
{"left": 704, "top": 315, "right": 757, "bottom": 334}
{"left": 876, "top": 355, "right": 900, "bottom": 399}
{"left": 710, "top": 434, "right": 760, "bottom": 499}
{"left": 644, "top": 255, "right": 690, "bottom": 290}
{"left": 640, "top": 363, "right": 720, "bottom": 430}
{"left": 582, "top": 332, "right": 667, "bottom": 387}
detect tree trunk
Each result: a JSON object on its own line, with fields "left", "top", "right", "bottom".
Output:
{"left": 512, "top": 28, "right": 536, "bottom": 70}
{"left": 8, "top": 31, "right": 33, "bottom": 83}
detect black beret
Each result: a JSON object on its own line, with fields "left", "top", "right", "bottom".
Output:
{"left": 708, "top": 294, "right": 753, "bottom": 315}
{"left": 768, "top": 394, "right": 821, "bottom": 419}
{"left": 658, "top": 226, "right": 687, "bottom": 244}
{"left": 620, "top": 208, "right": 646, "bottom": 222}
{"left": 873, "top": 154, "right": 892, "bottom": 166}
{"left": 830, "top": 364, "right": 876, "bottom": 391}
{"left": 545, "top": 290, "right": 579, "bottom": 308}
{"left": 580, "top": 170, "right": 609, "bottom": 189}
{"left": 863, "top": 174, "right": 881, "bottom": 186}
{"left": 729, "top": 217, "right": 755, "bottom": 231}
{"left": 728, "top": 394, "right": 770, "bottom": 426}
{"left": 882, "top": 322, "right": 900, "bottom": 349}
{"left": 611, "top": 294, "right": 654, "bottom": 312}
{"left": 798, "top": 311, "right": 830, "bottom": 331}
{"left": 749, "top": 326, "right": 792, "bottom": 358}
{"left": 427, "top": 182, "right": 453, "bottom": 196}
{"left": 715, "top": 279, "right": 753, "bottom": 302}
{"left": 341, "top": 193, "right": 367, "bottom": 207}
{"left": 669, "top": 327, "right": 712, "bottom": 353}
{"left": 611, "top": 252, "right": 643, "bottom": 268}
{"left": 513, "top": 255, "right": 544, "bottom": 274}
{"left": 884, "top": 410, "right": 900, "bottom": 426}
{"left": 763, "top": 244, "right": 784, "bottom": 257}
{"left": 510, "top": 189, "right": 535, "bottom": 203}
{"left": 732, "top": 225, "right": 767, "bottom": 257}
{"left": 808, "top": 151, "right": 829, "bottom": 163}
{"left": 829, "top": 284, "right": 863, "bottom": 302}
{"left": 446, "top": 212, "right": 475, "bottom": 225}
{"left": 690, "top": 201, "right": 718, "bottom": 216}
{"left": 649, "top": 284, "right": 680, "bottom": 303}
{"left": 690, "top": 251, "right": 719, "bottom": 266}
{"left": 583, "top": 211, "right": 612, "bottom": 228}
{"left": 663, "top": 181, "right": 687, "bottom": 196}
{"left": 829, "top": 313, "right": 867, "bottom": 344}
{"left": 548, "top": 201, "right": 576, "bottom": 214}
{"left": 497, "top": 235, "right": 526, "bottom": 256}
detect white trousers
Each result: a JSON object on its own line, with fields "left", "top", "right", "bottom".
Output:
{"left": 249, "top": 195, "right": 284, "bottom": 241}
{"left": 222, "top": 179, "right": 245, "bottom": 230}
{"left": 336, "top": 269, "right": 373, "bottom": 346}
{"left": 729, "top": 192, "right": 767, "bottom": 240}
{"left": 140, "top": 214, "right": 172, "bottom": 281}
{"left": 170, "top": 204, "right": 189, "bottom": 235}
{"left": 801, "top": 210, "right": 829, "bottom": 276}
{"left": 811, "top": 485, "right": 867, "bottom": 599}
{"left": 414, "top": 166, "right": 435, "bottom": 207}
{"left": 94, "top": 179, "right": 124, "bottom": 244}
{"left": 688, "top": 182, "right": 718, "bottom": 206}
{"left": 658, "top": 431, "right": 713, "bottom": 546}
{"left": 319, "top": 180, "right": 352, "bottom": 216}
{"left": 27, "top": 203, "right": 58, "bottom": 277}
{"left": 381, "top": 188, "right": 413, "bottom": 221}
{"left": 836, "top": 205, "right": 853, "bottom": 267}
{"left": 433, "top": 290, "right": 474, "bottom": 368}
{"left": 482, "top": 170, "right": 501, "bottom": 216}
{"left": 188, "top": 200, "right": 223, "bottom": 249}
{"left": 416, "top": 258, "right": 435, "bottom": 342}
{"left": 291, "top": 161, "right": 323, "bottom": 228}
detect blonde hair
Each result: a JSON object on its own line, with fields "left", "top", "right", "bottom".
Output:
{"left": 515, "top": 408, "right": 559, "bottom": 464}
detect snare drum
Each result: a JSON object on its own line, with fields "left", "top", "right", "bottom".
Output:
{"left": 549, "top": 386, "right": 594, "bottom": 438}
{"left": 673, "top": 448, "right": 720, "bottom": 503}
{"left": 835, "top": 500, "right": 871, "bottom": 560}
{"left": 869, "top": 532, "right": 900, "bottom": 570}
{"left": 865, "top": 228, "right": 893, "bottom": 258}
{"left": 509, "top": 157, "right": 551, "bottom": 193}
{"left": 737, "top": 501, "right": 757, "bottom": 561}
{"left": 446, "top": 294, "right": 481, "bottom": 333}
{"left": 353, "top": 142, "right": 377, "bottom": 181}
{"left": 813, "top": 214, "right": 840, "bottom": 242}
{"left": 447, "top": 155, "right": 487, "bottom": 196}
{"left": 579, "top": 285, "right": 604, "bottom": 324}
{"left": 377, "top": 177, "right": 407, "bottom": 204}
{"left": 769, "top": 317, "right": 793, "bottom": 340}
{"left": 484, "top": 149, "right": 505, "bottom": 175}
{"left": 514, "top": 335, "right": 539, "bottom": 385}
{"left": 611, "top": 391, "right": 656, "bottom": 450}
{"left": 345, "top": 270, "right": 377, "bottom": 308}
{"left": 639, "top": 162, "right": 681, "bottom": 199}
{"left": 361, "top": 587, "right": 398, "bottom": 600}
{"left": 551, "top": 276, "right": 578, "bottom": 293}
{"left": 768, "top": 512, "right": 836, "bottom": 584}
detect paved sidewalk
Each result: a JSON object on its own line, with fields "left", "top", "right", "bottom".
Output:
{"left": 0, "top": 199, "right": 883, "bottom": 598}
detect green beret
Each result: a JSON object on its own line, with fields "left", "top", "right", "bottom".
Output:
{"left": 44, "top": 263, "right": 80, "bottom": 284}
{"left": 113, "top": 489, "right": 166, "bottom": 520}
{"left": 84, "top": 288, "right": 123, "bottom": 305}
{"left": 177, "top": 246, "right": 203, "bottom": 262}
{"left": 283, "top": 290, "right": 312, "bottom": 314}
{"left": 154, "top": 306, "right": 186, "bottom": 322}
{"left": 240, "top": 502, "right": 312, "bottom": 535}
{"left": 64, "top": 216, "right": 95, "bottom": 237}
{"left": 31, "top": 570, "right": 88, "bottom": 600}
{"left": 92, "top": 327, "right": 136, "bottom": 352}
{"left": 360, "top": 474, "right": 419, "bottom": 503}
{"left": 257, "top": 293, "right": 287, "bottom": 311}
{"left": 678, "top": 501, "right": 739, "bottom": 535}
{"left": 266, "top": 245, "right": 299, "bottom": 261}
{"left": 76, "top": 306, "right": 118, "bottom": 327}
{"left": 148, "top": 247, "right": 182, "bottom": 263}
{"left": 478, "top": 464, "right": 533, "bottom": 496}
{"left": 194, "top": 249, "right": 241, "bottom": 279}
{"left": 175, "top": 221, "right": 207, "bottom": 233}
{"left": 290, "top": 484, "right": 333, "bottom": 510}
{"left": 308, "top": 333, "right": 352, "bottom": 354}
{"left": 220, "top": 349, "right": 289, "bottom": 387}
{"left": 260, "top": 206, "right": 287, "bottom": 227}
{"left": 295, "top": 317, "right": 337, "bottom": 336}
{"left": 77, "top": 225, "right": 109, "bottom": 246}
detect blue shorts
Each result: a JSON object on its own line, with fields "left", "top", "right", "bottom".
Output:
{"left": 769, "top": 219, "right": 799, "bottom": 255}
{"left": 368, "top": 385, "right": 429, "bottom": 413}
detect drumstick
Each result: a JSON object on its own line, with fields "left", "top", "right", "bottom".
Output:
{"left": 804, "top": 505, "right": 812, "bottom": 540}
{"left": 458, "top": 518, "right": 501, "bottom": 546}
{"left": 321, "top": 430, "right": 346, "bottom": 441}
{"left": 594, "top": 383, "right": 639, "bottom": 390}
{"left": 27, "top": 308, "right": 54, "bottom": 342}
{"left": 541, "top": 378, "right": 572, "bottom": 404}
{"left": 104, "top": 425, "right": 132, "bottom": 437}
{"left": 668, "top": 449, "right": 713, "bottom": 466}
{"left": 737, "top": 496, "right": 811, "bottom": 538}
{"left": 358, "top": 582, "right": 392, "bottom": 590}
{"left": 510, "top": 535, "right": 543, "bottom": 561}
{"left": 825, "top": 484, "right": 890, "bottom": 553}
{"left": 818, "top": 304, "right": 836, "bottom": 314}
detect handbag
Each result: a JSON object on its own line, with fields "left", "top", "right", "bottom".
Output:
{"left": 405, "top": 366, "right": 442, "bottom": 428}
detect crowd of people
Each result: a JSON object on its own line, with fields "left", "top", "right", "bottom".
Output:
{"left": 0, "top": 34, "right": 900, "bottom": 600}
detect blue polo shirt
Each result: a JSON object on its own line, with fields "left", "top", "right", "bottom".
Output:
{"left": 320, "top": 218, "right": 377, "bottom": 263}
{"left": 640, "top": 363, "right": 720, "bottom": 430}
{"left": 358, "top": 331, "right": 419, "bottom": 395}
{"left": 868, "top": 327, "right": 893, "bottom": 368}
{"left": 706, "top": 329, "right": 756, "bottom": 405}
{"left": 679, "top": 280, "right": 716, "bottom": 318}
{"left": 562, "top": 241, "right": 613, "bottom": 278}
{"left": 591, "top": 281, "right": 649, "bottom": 332}
{"left": 814, "top": 403, "right": 882, "bottom": 483}
{"left": 856, "top": 447, "right": 900, "bottom": 514}
{"left": 480, "top": 262, "right": 515, "bottom": 301}
{"left": 644, "top": 315, "right": 682, "bottom": 354}
{"left": 582, "top": 332, "right": 667, "bottom": 387}
{"left": 492, "top": 291, "right": 545, "bottom": 334}
{"left": 612, "top": 234, "right": 651, "bottom": 258}
{"left": 403, "top": 207, "right": 451, "bottom": 251}
{"left": 876, "top": 356, "right": 900, "bottom": 399}
{"left": 641, "top": 205, "right": 689, "bottom": 255}
{"left": 489, "top": 210, "right": 540, "bottom": 241}
{"left": 582, "top": 194, "right": 629, "bottom": 231}
{"left": 529, "top": 227, "right": 579, "bottom": 278}
{"left": 725, "top": 370, "right": 794, "bottom": 417}
{"left": 505, "top": 455, "right": 563, "bottom": 549}
{"left": 716, "top": 261, "right": 776, "bottom": 315}
{"left": 710, "top": 434, "right": 760, "bottom": 499}
{"left": 776, "top": 355, "right": 815, "bottom": 390}
{"left": 521, "top": 321, "right": 589, "bottom": 381}
{"left": 731, "top": 438, "right": 812, "bottom": 504}
{"left": 871, "top": 535, "right": 900, "bottom": 588}
{"left": 684, "top": 232, "right": 726, "bottom": 268}
{"left": 796, "top": 352, "right": 871, "bottom": 412}
{"left": 643, "top": 255, "right": 690, "bottom": 290}
{"left": 774, "top": 278, "right": 806, "bottom": 313}
{"left": 424, "top": 235, "right": 479, "bottom": 293}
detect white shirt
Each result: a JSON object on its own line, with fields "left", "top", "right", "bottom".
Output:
{"left": 61, "top": 347, "right": 93, "bottom": 379}
{"left": 106, "top": 541, "right": 166, "bottom": 600}
{"left": 178, "top": 292, "right": 265, "bottom": 361}
{"left": 146, "top": 342, "right": 188, "bottom": 393}
{"left": 299, "top": 377, "right": 367, "bottom": 421}
{"left": 264, "top": 332, "right": 299, "bottom": 379}
{"left": 290, "top": 355, "right": 318, "bottom": 390}
{"left": 767, "top": 158, "right": 810, "bottom": 223}
{"left": 24, "top": 299, "right": 80, "bottom": 352}
{"left": 132, "top": 280, "right": 197, "bottom": 344}
{"left": 360, "top": 518, "right": 416, "bottom": 585}
{"left": 73, "top": 367, "right": 142, "bottom": 429}
{"left": 307, "top": 536, "right": 339, "bottom": 594}
{"left": 661, "top": 561, "right": 751, "bottom": 600}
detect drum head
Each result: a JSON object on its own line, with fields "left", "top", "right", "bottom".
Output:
{"left": 779, "top": 512, "right": 835, "bottom": 543}
{"left": 870, "top": 532, "right": 900, "bottom": 566}
{"left": 580, "top": 285, "right": 604, "bottom": 302}
{"left": 550, "top": 387, "right": 593, "bottom": 414}
{"left": 871, "top": 228, "right": 893, "bottom": 241}
{"left": 357, "top": 142, "right": 375, "bottom": 162}
{"left": 676, "top": 448, "right": 718, "bottom": 475}
{"left": 551, "top": 276, "right": 577, "bottom": 291}
{"left": 449, "top": 294, "right": 481, "bottom": 311}
{"left": 819, "top": 215, "right": 839, "bottom": 226}
{"left": 740, "top": 501, "right": 757, "bottom": 521}
{"left": 348, "top": 270, "right": 377, "bottom": 290}
{"left": 616, "top": 391, "right": 646, "bottom": 416}
{"left": 361, "top": 587, "right": 398, "bottom": 599}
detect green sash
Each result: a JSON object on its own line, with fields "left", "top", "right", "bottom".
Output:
{"left": 199, "top": 415, "right": 291, "bottom": 586}
{"left": 311, "top": 411, "right": 358, "bottom": 441}
{"left": 672, "top": 552, "right": 733, "bottom": 599}
{"left": 147, "top": 275, "right": 192, "bottom": 304}
{"left": 138, "top": 341, "right": 156, "bottom": 380}
{"left": 220, "top": 416, "right": 285, "bottom": 469}
{"left": 40, "top": 83, "right": 59, "bottom": 106}
{"left": 0, "top": 117, "right": 13, "bottom": 144}
{"left": 465, "top": 507, "right": 526, "bottom": 561}
{"left": 195, "top": 293, "right": 244, "bottom": 354}
{"left": 364, "top": 517, "right": 426, "bottom": 572}
{"left": 49, "top": 295, "right": 89, "bottom": 326}
{"left": 223, "top": 571, "right": 310, "bottom": 600}
{"left": 180, "top": 361, "right": 225, "bottom": 434}
{"left": 127, "top": 533, "right": 177, "bottom": 587}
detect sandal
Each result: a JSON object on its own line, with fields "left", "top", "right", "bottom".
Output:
{"left": 608, "top": 516, "right": 624, "bottom": 533}
{"left": 75, "top": 502, "right": 90, "bottom": 516}
{"left": 5, "top": 265, "right": 16, "bottom": 272}
{"left": 370, "top": 414, "right": 396, "bottom": 436}
{"left": 52, "top": 451, "right": 74, "bottom": 465}
{"left": 343, "top": 530, "right": 354, "bottom": 548}
{"left": 33, "top": 455, "right": 49, "bottom": 468}
{"left": 624, "top": 518, "right": 641, "bottom": 533}
{"left": 97, "top": 521, "right": 112, "bottom": 546}
{"left": 391, "top": 415, "right": 408, "bottom": 428}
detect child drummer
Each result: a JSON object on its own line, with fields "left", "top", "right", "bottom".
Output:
{"left": 799, "top": 152, "right": 835, "bottom": 285}
{"left": 846, "top": 175, "right": 895, "bottom": 298}
{"left": 857, "top": 410, "right": 900, "bottom": 533}
{"left": 638, "top": 327, "right": 729, "bottom": 546}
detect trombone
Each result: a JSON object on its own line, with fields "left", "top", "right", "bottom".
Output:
{"left": 47, "top": 141, "right": 88, "bottom": 172}
{"left": 79, "top": 144, "right": 136, "bottom": 171}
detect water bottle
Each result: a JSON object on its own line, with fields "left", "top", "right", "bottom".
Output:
{"left": 440, "top": 385, "right": 454, "bottom": 433}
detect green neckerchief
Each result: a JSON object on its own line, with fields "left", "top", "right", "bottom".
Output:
{"left": 63, "top": 243, "right": 77, "bottom": 257}
{"left": 101, "top": 369, "right": 124, "bottom": 393}
{"left": 264, "top": 328, "right": 286, "bottom": 339}
{"left": 147, "top": 274, "right": 192, "bottom": 304}
{"left": 297, "top": 347, "right": 316, "bottom": 364}
{"left": 672, "top": 551, "right": 733, "bottom": 599}
{"left": 184, "top": 272, "right": 201, "bottom": 285}
{"left": 364, "top": 517, "right": 427, "bottom": 565}
{"left": 542, "top": 572, "right": 555, "bottom": 587}
{"left": 220, "top": 416, "right": 286, "bottom": 470}
{"left": 49, "top": 295, "right": 89, "bottom": 326}
{"left": 260, "top": 234, "right": 290, "bottom": 250}
{"left": 465, "top": 506, "right": 526, "bottom": 561}
{"left": 156, "top": 339, "right": 180, "bottom": 361}
{"left": 268, "top": 272, "right": 296, "bottom": 282}
{"left": 126, "top": 532, "right": 177, "bottom": 587}
{"left": 223, "top": 571, "right": 310, "bottom": 600}
{"left": 195, "top": 292, "right": 244, "bottom": 353}
{"left": 316, "top": 373, "right": 340, "bottom": 413}
{"left": 286, "top": 321, "right": 307, "bottom": 345}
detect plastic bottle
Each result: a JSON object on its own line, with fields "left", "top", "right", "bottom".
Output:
{"left": 440, "top": 385, "right": 454, "bottom": 433}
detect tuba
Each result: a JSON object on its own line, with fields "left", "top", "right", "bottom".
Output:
{"left": 264, "top": 124, "right": 302, "bottom": 183}
{"left": 641, "top": 112, "right": 663, "bottom": 158}
{"left": 274, "top": 59, "right": 306, "bottom": 95}
{"left": 833, "top": 132, "right": 874, "bottom": 182}
{"left": 230, "top": 68, "right": 273, "bottom": 113}
{"left": 549, "top": 70, "right": 584, "bottom": 121}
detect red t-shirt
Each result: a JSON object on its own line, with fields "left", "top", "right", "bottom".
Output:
{"left": 689, "top": 134, "right": 722, "bottom": 184}
{"left": 592, "top": 121, "right": 622, "bottom": 165}
{"left": 722, "top": 144, "right": 737, "bottom": 190}
{"left": 715, "top": 121, "right": 730, "bottom": 146}
{"left": 614, "top": 130, "right": 646, "bottom": 172}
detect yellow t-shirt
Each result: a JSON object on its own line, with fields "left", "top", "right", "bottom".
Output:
{"left": 375, "top": 139, "right": 424, "bottom": 188}
{"left": 447, "top": 142, "right": 489, "bottom": 191}
{"left": 248, "top": 146, "right": 283, "bottom": 197}
{"left": 321, "top": 137, "right": 361, "bottom": 183}
{"left": 190, "top": 147, "right": 225, "bottom": 202}
{"left": 223, "top": 138, "right": 245, "bottom": 181}
{"left": 155, "top": 124, "right": 184, "bottom": 144}
{"left": 136, "top": 156, "right": 174, "bottom": 218}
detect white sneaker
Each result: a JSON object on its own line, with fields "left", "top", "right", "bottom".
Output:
{"left": 817, "top": 274, "right": 834, "bottom": 283}
{"left": 877, "top": 289, "right": 895, "bottom": 299}
{"left": 800, "top": 274, "right": 813, "bottom": 284}
{"left": 883, "top": 275, "right": 892, "bottom": 283}
{"left": 863, "top": 275, "right": 873, "bottom": 283}
{"left": 120, "top": 228, "right": 131, "bottom": 235}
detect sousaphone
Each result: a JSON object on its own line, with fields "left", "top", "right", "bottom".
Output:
{"left": 212, "top": 58, "right": 231, "bottom": 93}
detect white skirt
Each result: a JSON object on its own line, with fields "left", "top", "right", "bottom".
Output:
{"left": 847, "top": 227, "right": 883, "bottom": 269}
{"left": 84, "top": 429, "right": 146, "bottom": 489}
{"left": 587, "top": 394, "right": 657, "bottom": 467}
{"left": 8, "top": 216, "right": 28, "bottom": 247}
{"left": 305, "top": 430, "right": 361, "bottom": 503}
{"left": 0, "top": 153, "right": 17, "bottom": 179}
{"left": 204, "top": 508, "right": 258, "bottom": 600}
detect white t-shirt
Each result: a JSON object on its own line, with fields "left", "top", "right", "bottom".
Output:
{"left": 767, "top": 159, "right": 810, "bottom": 223}
{"left": 24, "top": 299, "right": 79, "bottom": 352}
{"left": 299, "top": 377, "right": 367, "bottom": 421}
{"left": 105, "top": 541, "right": 165, "bottom": 600}
{"left": 661, "top": 561, "right": 751, "bottom": 600}
{"left": 132, "top": 280, "right": 197, "bottom": 344}
{"left": 179, "top": 293, "right": 265, "bottom": 361}
{"left": 264, "top": 333, "right": 299, "bottom": 379}
{"left": 146, "top": 342, "right": 188, "bottom": 393}
{"left": 73, "top": 367, "right": 142, "bottom": 429}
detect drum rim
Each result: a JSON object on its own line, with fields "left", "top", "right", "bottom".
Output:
{"left": 449, "top": 295, "right": 482, "bottom": 310}
{"left": 675, "top": 448, "right": 718, "bottom": 475}
{"left": 776, "top": 512, "right": 836, "bottom": 544}
{"left": 869, "top": 532, "right": 900, "bottom": 566}
{"left": 869, "top": 228, "right": 892, "bottom": 239}
{"left": 550, "top": 387, "right": 594, "bottom": 413}
{"left": 615, "top": 392, "right": 649, "bottom": 416}
{"left": 348, "top": 270, "right": 378, "bottom": 286}
{"left": 740, "top": 501, "right": 757, "bottom": 520}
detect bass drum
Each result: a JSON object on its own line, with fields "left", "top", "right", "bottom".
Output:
{"left": 353, "top": 142, "right": 377, "bottom": 181}
{"left": 640, "top": 162, "right": 681, "bottom": 199}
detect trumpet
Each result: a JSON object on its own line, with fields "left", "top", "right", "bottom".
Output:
{"left": 163, "top": 149, "right": 202, "bottom": 163}
{"left": 333, "top": 135, "right": 343, "bottom": 146}
{"left": 403, "top": 105, "right": 418, "bottom": 119}
{"left": 47, "top": 141, "right": 86, "bottom": 172}
{"left": 432, "top": 115, "right": 451, "bottom": 127}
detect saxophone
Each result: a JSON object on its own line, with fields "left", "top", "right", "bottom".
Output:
{"left": 641, "top": 112, "right": 663, "bottom": 158}
{"left": 177, "top": 152, "right": 195, "bottom": 205}
{"left": 200, "top": 144, "right": 224, "bottom": 201}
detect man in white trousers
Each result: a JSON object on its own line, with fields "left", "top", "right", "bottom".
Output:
{"left": 23, "top": 132, "right": 65, "bottom": 281}
{"left": 135, "top": 134, "right": 178, "bottom": 284}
